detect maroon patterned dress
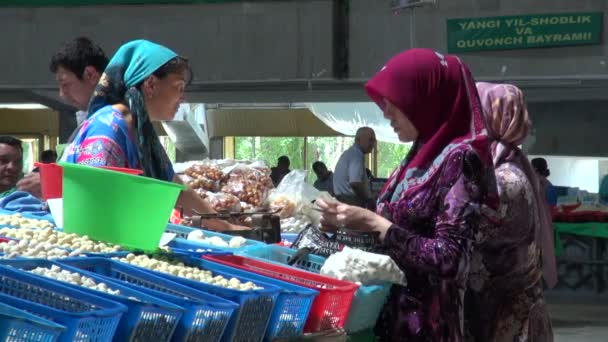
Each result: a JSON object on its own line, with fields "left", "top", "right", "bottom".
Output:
{"left": 375, "top": 146, "right": 493, "bottom": 342}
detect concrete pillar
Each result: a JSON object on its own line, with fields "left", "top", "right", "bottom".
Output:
{"left": 209, "top": 137, "right": 224, "bottom": 159}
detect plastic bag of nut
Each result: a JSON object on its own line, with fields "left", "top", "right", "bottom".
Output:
{"left": 248, "top": 161, "right": 273, "bottom": 186}
{"left": 269, "top": 196, "right": 297, "bottom": 219}
{"left": 221, "top": 165, "right": 273, "bottom": 207}
{"left": 221, "top": 178, "right": 268, "bottom": 207}
{"left": 240, "top": 202, "right": 256, "bottom": 213}
{"left": 184, "top": 163, "right": 225, "bottom": 192}
{"left": 225, "top": 164, "right": 274, "bottom": 190}
{"left": 206, "top": 192, "right": 242, "bottom": 213}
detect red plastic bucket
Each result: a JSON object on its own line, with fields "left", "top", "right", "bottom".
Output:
{"left": 99, "top": 166, "right": 144, "bottom": 176}
{"left": 35, "top": 163, "right": 143, "bottom": 200}
{"left": 35, "top": 163, "right": 63, "bottom": 200}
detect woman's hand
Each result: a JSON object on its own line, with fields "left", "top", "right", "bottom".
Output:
{"left": 316, "top": 198, "right": 392, "bottom": 240}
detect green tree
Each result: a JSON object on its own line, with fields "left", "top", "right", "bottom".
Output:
{"left": 234, "top": 136, "right": 411, "bottom": 182}
{"left": 376, "top": 141, "right": 411, "bottom": 178}
{"left": 235, "top": 137, "right": 305, "bottom": 169}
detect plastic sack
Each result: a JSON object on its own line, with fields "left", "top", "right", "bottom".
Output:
{"left": 320, "top": 246, "right": 406, "bottom": 286}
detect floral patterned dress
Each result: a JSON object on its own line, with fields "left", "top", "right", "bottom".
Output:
{"left": 63, "top": 105, "right": 175, "bottom": 182}
{"left": 466, "top": 161, "right": 553, "bottom": 342}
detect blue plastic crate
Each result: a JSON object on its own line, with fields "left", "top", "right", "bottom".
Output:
{"left": 165, "top": 224, "right": 264, "bottom": 252}
{"left": 280, "top": 233, "right": 298, "bottom": 244}
{"left": 167, "top": 239, "right": 232, "bottom": 256}
{"left": 200, "top": 257, "right": 318, "bottom": 341}
{"left": 82, "top": 251, "right": 130, "bottom": 258}
{"left": 0, "top": 259, "right": 184, "bottom": 341}
{"left": 60, "top": 257, "right": 237, "bottom": 342}
{"left": 343, "top": 283, "right": 391, "bottom": 333}
{"left": 0, "top": 301, "right": 65, "bottom": 342}
{"left": 238, "top": 244, "right": 326, "bottom": 273}
{"left": 163, "top": 223, "right": 196, "bottom": 239}
{"left": 0, "top": 264, "right": 126, "bottom": 342}
{"left": 237, "top": 244, "right": 392, "bottom": 333}
{"left": 130, "top": 253, "right": 280, "bottom": 342}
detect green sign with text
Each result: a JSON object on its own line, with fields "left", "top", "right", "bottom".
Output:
{"left": 447, "top": 12, "right": 603, "bottom": 53}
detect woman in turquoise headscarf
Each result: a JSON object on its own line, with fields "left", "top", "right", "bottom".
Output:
{"left": 64, "top": 39, "right": 242, "bottom": 231}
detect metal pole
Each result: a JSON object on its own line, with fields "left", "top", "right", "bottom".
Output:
{"left": 409, "top": 8, "right": 415, "bottom": 48}
{"left": 303, "top": 136, "right": 308, "bottom": 171}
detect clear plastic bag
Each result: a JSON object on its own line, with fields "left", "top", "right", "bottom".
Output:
{"left": 226, "top": 164, "right": 273, "bottom": 188}
{"left": 268, "top": 170, "right": 326, "bottom": 223}
{"left": 221, "top": 164, "right": 273, "bottom": 207}
{"left": 221, "top": 179, "right": 268, "bottom": 207}
{"left": 206, "top": 192, "right": 242, "bottom": 213}
{"left": 183, "top": 163, "right": 225, "bottom": 192}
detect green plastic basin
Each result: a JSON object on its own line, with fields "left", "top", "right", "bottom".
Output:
{"left": 60, "top": 162, "right": 184, "bottom": 251}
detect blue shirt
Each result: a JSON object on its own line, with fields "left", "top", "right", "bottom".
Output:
{"left": 542, "top": 178, "right": 558, "bottom": 206}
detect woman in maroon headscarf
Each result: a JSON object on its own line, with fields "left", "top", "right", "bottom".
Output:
{"left": 465, "top": 82, "right": 555, "bottom": 342}
{"left": 317, "top": 49, "right": 498, "bottom": 341}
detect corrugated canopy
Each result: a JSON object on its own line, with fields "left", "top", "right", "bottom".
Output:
{"left": 0, "top": 107, "right": 59, "bottom": 136}
{"left": 205, "top": 103, "right": 402, "bottom": 144}
{"left": 306, "top": 102, "right": 400, "bottom": 143}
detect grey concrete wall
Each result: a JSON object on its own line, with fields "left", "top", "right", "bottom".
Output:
{"left": 350, "top": 0, "right": 608, "bottom": 79}
{"left": 3, "top": 1, "right": 607, "bottom": 90}
{"left": 0, "top": 1, "right": 333, "bottom": 88}
{"left": 526, "top": 100, "right": 608, "bottom": 157}
{"left": 2, "top": 0, "right": 608, "bottom": 158}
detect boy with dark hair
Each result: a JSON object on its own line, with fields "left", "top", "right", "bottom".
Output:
{"left": 50, "top": 37, "right": 108, "bottom": 111}
{"left": 18, "top": 37, "right": 108, "bottom": 197}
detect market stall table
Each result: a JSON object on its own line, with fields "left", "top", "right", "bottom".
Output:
{"left": 554, "top": 222, "right": 608, "bottom": 293}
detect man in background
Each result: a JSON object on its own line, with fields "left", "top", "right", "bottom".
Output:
{"left": 312, "top": 161, "right": 334, "bottom": 196}
{"left": 271, "top": 155, "right": 291, "bottom": 187}
{"left": 32, "top": 150, "right": 58, "bottom": 173}
{"left": 17, "top": 37, "right": 108, "bottom": 197}
{"left": 333, "top": 127, "right": 376, "bottom": 208}
{"left": 40, "top": 150, "right": 58, "bottom": 164}
{"left": 0, "top": 136, "right": 23, "bottom": 198}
